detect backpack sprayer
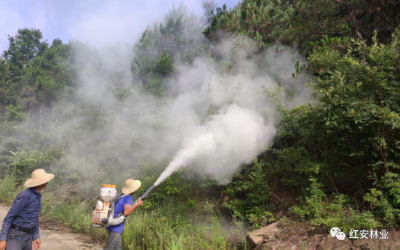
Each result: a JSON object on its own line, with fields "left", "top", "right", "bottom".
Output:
{"left": 91, "top": 184, "right": 156, "bottom": 228}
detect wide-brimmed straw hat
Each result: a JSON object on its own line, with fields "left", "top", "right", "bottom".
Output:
{"left": 24, "top": 169, "right": 55, "bottom": 188}
{"left": 122, "top": 179, "right": 141, "bottom": 195}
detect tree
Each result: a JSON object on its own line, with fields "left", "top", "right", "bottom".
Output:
{"left": 275, "top": 32, "right": 400, "bottom": 225}
{"left": 203, "top": 0, "right": 294, "bottom": 49}
{"left": 0, "top": 59, "right": 9, "bottom": 107}
{"left": 3, "top": 28, "right": 47, "bottom": 79}
{"left": 201, "top": 0, "right": 218, "bottom": 26}
{"left": 21, "top": 40, "right": 73, "bottom": 127}
{"left": 204, "top": 0, "right": 400, "bottom": 52}
{"left": 1, "top": 29, "right": 48, "bottom": 107}
{"left": 131, "top": 3, "right": 204, "bottom": 91}
{"left": 289, "top": 0, "right": 399, "bottom": 50}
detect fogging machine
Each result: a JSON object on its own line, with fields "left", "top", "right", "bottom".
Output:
{"left": 91, "top": 184, "right": 156, "bottom": 228}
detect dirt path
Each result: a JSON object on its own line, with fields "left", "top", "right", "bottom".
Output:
{"left": 0, "top": 205, "right": 103, "bottom": 250}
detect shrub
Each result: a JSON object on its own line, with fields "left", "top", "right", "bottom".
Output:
{"left": 292, "top": 179, "right": 380, "bottom": 233}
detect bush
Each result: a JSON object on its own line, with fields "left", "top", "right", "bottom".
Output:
{"left": 5, "top": 105, "right": 24, "bottom": 122}
{"left": 223, "top": 159, "right": 275, "bottom": 229}
{"left": 0, "top": 174, "right": 19, "bottom": 204}
{"left": 292, "top": 179, "right": 380, "bottom": 233}
{"left": 362, "top": 172, "right": 400, "bottom": 227}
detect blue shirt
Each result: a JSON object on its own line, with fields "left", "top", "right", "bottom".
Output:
{"left": 108, "top": 195, "right": 133, "bottom": 234}
{"left": 0, "top": 188, "right": 42, "bottom": 241}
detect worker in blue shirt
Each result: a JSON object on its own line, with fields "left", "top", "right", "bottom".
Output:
{"left": 104, "top": 179, "right": 143, "bottom": 250}
{"left": 0, "top": 169, "right": 54, "bottom": 250}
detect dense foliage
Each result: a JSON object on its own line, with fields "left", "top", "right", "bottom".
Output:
{"left": 0, "top": 0, "right": 400, "bottom": 248}
{"left": 205, "top": 0, "right": 400, "bottom": 230}
{"left": 205, "top": 0, "right": 399, "bottom": 51}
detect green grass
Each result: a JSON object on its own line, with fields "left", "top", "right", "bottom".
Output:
{"left": 122, "top": 206, "right": 247, "bottom": 250}
{"left": 0, "top": 176, "right": 248, "bottom": 249}
{"left": 0, "top": 174, "right": 24, "bottom": 204}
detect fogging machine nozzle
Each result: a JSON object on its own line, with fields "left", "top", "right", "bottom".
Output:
{"left": 139, "top": 184, "right": 156, "bottom": 200}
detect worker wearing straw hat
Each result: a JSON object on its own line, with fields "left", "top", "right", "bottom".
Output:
{"left": 0, "top": 169, "right": 55, "bottom": 250}
{"left": 104, "top": 179, "right": 143, "bottom": 250}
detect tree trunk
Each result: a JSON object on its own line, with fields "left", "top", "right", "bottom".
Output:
{"left": 39, "top": 103, "right": 44, "bottom": 130}
{"left": 343, "top": 12, "right": 366, "bottom": 62}
{"left": 379, "top": 147, "right": 389, "bottom": 174}
{"left": 344, "top": 14, "right": 364, "bottom": 41}
{"left": 52, "top": 108, "right": 57, "bottom": 124}
{"left": 26, "top": 103, "right": 32, "bottom": 125}
{"left": 335, "top": 1, "right": 364, "bottom": 41}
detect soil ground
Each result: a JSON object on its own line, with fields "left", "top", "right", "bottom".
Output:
{"left": 259, "top": 220, "right": 400, "bottom": 250}
{"left": 0, "top": 204, "right": 103, "bottom": 250}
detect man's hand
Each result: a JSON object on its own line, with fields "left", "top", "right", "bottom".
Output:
{"left": 124, "top": 198, "right": 144, "bottom": 216}
{"left": 0, "top": 240, "right": 6, "bottom": 250}
{"left": 33, "top": 238, "right": 41, "bottom": 249}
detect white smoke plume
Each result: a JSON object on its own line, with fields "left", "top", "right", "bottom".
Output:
{"left": 63, "top": 35, "right": 310, "bottom": 188}
{"left": 155, "top": 104, "right": 275, "bottom": 185}
{"left": 150, "top": 37, "right": 310, "bottom": 185}
{"left": 46, "top": 4, "right": 311, "bottom": 189}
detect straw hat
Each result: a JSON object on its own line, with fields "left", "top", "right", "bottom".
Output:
{"left": 122, "top": 179, "right": 141, "bottom": 195}
{"left": 24, "top": 169, "right": 55, "bottom": 188}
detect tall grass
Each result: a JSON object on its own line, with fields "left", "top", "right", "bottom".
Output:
{"left": 40, "top": 191, "right": 108, "bottom": 241}
{"left": 123, "top": 207, "right": 246, "bottom": 250}
{"left": 0, "top": 174, "right": 24, "bottom": 204}
{"left": 0, "top": 177, "right": 248, "bottom": 249}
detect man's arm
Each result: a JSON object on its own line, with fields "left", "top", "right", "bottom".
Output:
{"left": 32, "top": 212, "right": 40, "bottom": 249}
{"left": 123, "top": 198, "right": 143, "bottom": 216}
{"left": 32, "top": 212, "right": 39, "bottom": 240}
{"left": 0, "top": 192, "right": 28, "bottom": 241}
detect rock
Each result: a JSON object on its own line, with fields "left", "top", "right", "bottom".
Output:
{"left": 316, "top": 235, "right": 352, "bottom": 250}
{"left": 261, "top": 241, "right": 278, "bottom": 249}
{"left": 317, "top": 235, "right": 332, "bottom": 250}
{"left": 247, "top": 233, "right": 263, "bottom": 249}
{"left": 351, "top": 239, "right": 385, "bottom": 250}
{"left": 247, "top": 223, "right": 280, "bottom": 249}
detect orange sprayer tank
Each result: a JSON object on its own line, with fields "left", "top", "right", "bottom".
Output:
{"left": 92, "top": 184, "right": 117, "bottom": 226}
